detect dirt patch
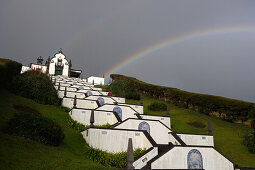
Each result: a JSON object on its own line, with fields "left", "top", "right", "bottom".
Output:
{"left": 187, "top": 121, "right": 206, "bottom": 129}
{"left": 13, "top": 105, "right": 40, "bottom": 114}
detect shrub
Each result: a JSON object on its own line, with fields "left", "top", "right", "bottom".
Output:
{"left": 6, "top": 112, "right": 64, "bottom": 146}
{"left": 88, "top": 147, "right": 146, "bottom": 168}
{"left": 243, "top": 120, "right": 255, "bottom": 153}
{"left": 107, "top": 80, "right": 140, "bottom": 100}
{"left": 148, "top": 102, "right": 167, "bottom": 111}
{"left": 125, "top": 92, "right": 141, "bottom": 100}
{"left": 60, "top": 106, "right": 71, "bottom": 113}
{"left": 243, "top": 130, "right": 255, "bottom": 153}
{"left": 9, "top": 70, "right": 61, "bottom": 105}
{"left": 0, "top": 58, "right": 22, "bottom": 90}
{"left": 68, "top": 118, "right": 111, "bottom": 132}
{"left": 68, "top": 119, "right": 86, "bottom": 132}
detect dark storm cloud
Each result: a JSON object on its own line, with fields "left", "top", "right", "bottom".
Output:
{"left": 1, "top": 0, "right": 255, "bottom": 102}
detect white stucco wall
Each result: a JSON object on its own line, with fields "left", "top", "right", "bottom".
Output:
{"left": 169, "top": 133, "right": 181, "bottom": 145}
{"left": 90, "top": 87, "right": 102, "bottom": 91}
{"left": 62, "top": 98, "right": 98, "bottom": 109}
{"left": 133, "top": 147, "right": 158, "bottom": 169}
{"left": 86, "top": 96, "right": 115, "bottom": 104}
{"left": 111, "top": 97, "right": 125, "bottom": 103}
{"left": 87, "top": 76, "right": 104, "bottom": 85}
{"left": 119, "top": 104, "right": 143, "bottom": 114}
{"left": 77, "top": 90, "right": 101, "bottom": 96}
{"left": 82, "top": 128, "right": 153, "bottom": 153}
{"left": 69, "top": 109, "right": 118, "bottom": 126}
{"left": 58, "top": 91, "right": 85, "bottom": 99}
{"left": 151, "top": 146, "right": 234, "bottom": 170}
{"left": 49, "top": 52, "right": 69, "bottom": 76}
{"left": 30, "top": 64, "right": 47, "bottom": 73}
{"left": 97, "top": 105, "right": 137, "bottom": 120}
{"left": 58, "top": 87, "right": 77, "bottom": 91}
{"left": 67, "top": 92, "right": 85, "bottom": 99}
{"left": 21, "top": 66, "right": 31, "bottom": 73}
{"left": 77, "top": 99, "right": 98, "bottom": 109}
{"left": 114, "top": 119, "right": 171, "bottom": 145}
{"left": 100, "top": 92, "right": 109, "bottom": 96}
{"left": 140, "top": 115, "right": 171, "bottom": 129}
{"left": 177, "top": 133, "right": 214, "bottom": 147}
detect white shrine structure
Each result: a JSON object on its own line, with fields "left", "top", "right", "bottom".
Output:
{"left": 50, "top": 73, "right": 249, "bottom": 170}
{"left": 21, "top": 49, "right": 104, "bottom": 85}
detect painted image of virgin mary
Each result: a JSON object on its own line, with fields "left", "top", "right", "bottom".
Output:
{"left": 187, "top": 149, "right": 203, "bottom": 169}
{"left": 138, "top": 121, "right": 150, "bottom": 134}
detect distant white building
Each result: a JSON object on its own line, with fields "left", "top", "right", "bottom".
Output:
{"left": 87, "top": 76, "right": 105, "bottom": 85}
{"left": 21, "top": 49, "right": 82, "bottom": 77}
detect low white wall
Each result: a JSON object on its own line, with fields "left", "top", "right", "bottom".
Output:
{"left": 140, "top": 115, "right": 171, "bottom": 129}
{"left": 97, "top": 105, "right": 137, "bottom": 120}
{"left": 91, "top": 87, "right": 102, "bottom": 91}
{"left": 111, "top": 97, "right": 125, "bottom": 103}
{"left": 62, "top": 98, "right": 98, "bottom": 109}
{"left": 151, "top": 146, "right": 234, "bottom": 170}
{"left": 59, "top": 87, "right": 77, "bottom": 91}
{"left": 87, "top": 76, "right": 104, "bottom": 85}
{"left": 119, "top": 104, "right": 143, "bottom": 114}
{"left": 69, "top": 109, "right": 118, "bottom": 126}
{"left": 100, "top": 92, "right": 109, "bottom": 96}
{"left": 114, "top": 119, "right": 171, "bottom": 145}
{"left": 31, "top": 64, "right": 47, "bottom": 73}
{"left": 21, "top": 66, "right": 31, "bottom": 73}
{"left": 86, "top": 96, "right": 115, "bottom": 104}
{"left": 169, "top": 133, "right": 181, "bottom": 145}
{"left": 177, "top": 133, "right": 214, "bottom": 147}
{"left": 82, "top": 128, "right": 153, "bottom": 153}
{"left": 77, "top": 90, "right": 101, "bottom": 96}
{"left": 66, "top": 91, "right": 85, "bottom": 99}
{"left": 77, "top": 99, "right": 98, "bottom": 109}
{"left": 55, "top": 83, "right": 70, "bottom": 87}
{"left": 133, "top": 147, "right": 158, "bottom": 169}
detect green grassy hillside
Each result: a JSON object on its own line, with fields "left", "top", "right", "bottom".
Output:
{"left": 126, "top": 95, "right": 255, "bottom": 167}
{"left": 0, "top": 90, "right": 115, "bottom": 170}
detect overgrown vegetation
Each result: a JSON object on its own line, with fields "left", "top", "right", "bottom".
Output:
{"left": 243, "top": 121, "right": 255, "bottom": 153}
{"left": 9, "top": 70, "right": 61, "bottom": 105}
{"left": 106, "top": 80, "right": 141, "bottom": 100}
{"left": 0, "top": 58, "right": 22, "bottom": 90}
{"left": 68, "top": 119, "right": 111, "bottom": 132}
{"left": 60, "top": 106, "right": 71, "bottom": 113}
{"left": 88, "top": 147, "right": 146, "bottom": 168}
{"left": 148, "top": 102, "right": 167, "bottom": 111}
{"left": 68, "top": 119, "right": 86, "bottom": 132}
{"left": 111, "top": 74, "right": 255, "bottom": 123}
{"left": 5, "top": 112, "right": 64, "bottom": 146}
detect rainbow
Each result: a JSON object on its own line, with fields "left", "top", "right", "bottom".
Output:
{"left": 104, "top": 26, "right": 255, "bottom": 78}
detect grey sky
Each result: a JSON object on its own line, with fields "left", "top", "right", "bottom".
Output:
{"left": 1, "top": 0, "right": 255, "bottom": 102}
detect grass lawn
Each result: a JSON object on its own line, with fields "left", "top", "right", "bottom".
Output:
{"left": 126, "top": 95, "right": 255, "bottom": 167}
{"left": 0, "top": 90, "right": 115, "bottom": 170}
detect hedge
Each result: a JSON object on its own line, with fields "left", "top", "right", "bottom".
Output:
{"left": 9, "top": 70, "right": 61, "bottom": 105}
{"left": 5, "top": 112, "right": 64, "bottom": 146}
{"left": 148, "top": 102, "right": 167, "bottom": 111}
{"left": 0, "top": 58, "right": 22, "bottom": 90}
{"left": 110, "top": 74, "right": 255, "bottom": 122}
{"left": 106, "top": 79, "right": 141, "bottom": 100}
{"left": 88, "top": 147, "right": 146, "bottom": 168}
